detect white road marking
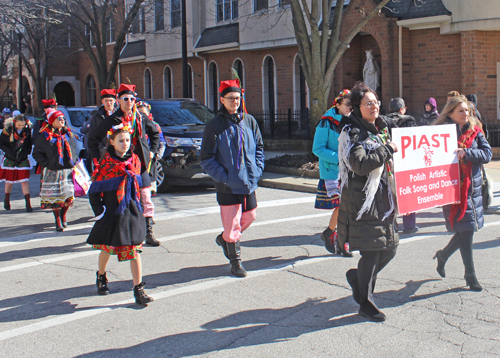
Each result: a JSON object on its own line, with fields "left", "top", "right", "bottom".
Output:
{"left": 0, "top": 196, "right": 315, "bottom": 249}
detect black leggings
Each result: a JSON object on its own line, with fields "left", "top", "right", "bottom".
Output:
{"left": 441, "top": 231, "right": 475, "bottom": 274}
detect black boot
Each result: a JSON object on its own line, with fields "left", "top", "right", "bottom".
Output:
{"left": 320, "top": 228, "right": 337, "bottom": 254}
{"left": 336, "top": 240, "right": 354, "bottom": 257}
{"left": 53, "top": 209, "right": 63, "bottom": 232}
{"left": 216, "top": 233, "right": 230, "bottom": 259}
{"left": 358, "top": 301, "right": 386, "bottom": 322}
{"left": 433, "top": 250, "right": 447, "bottom": 278}
{"left": 96, "top": 271, "right": 110, "bottom": 295}
{"left": 133, "top": 282, "right": 154, "bottom": 305}
{"left": 227, "top": 241, "right": 247, "bottom": 278}
{"left": 4, "top": 193, "right": 10, "bottom": 210}
{"left": 60, "top": 206, "right": 68, "bottom": 227}
{"left": 465, "top": 273, "right": 483, "bottom": 292}
{"left": 144, "top": 217, "right": 160, "bottom": 246}
{"left": 24, "top": 194, "right": 33, "bottom": 212}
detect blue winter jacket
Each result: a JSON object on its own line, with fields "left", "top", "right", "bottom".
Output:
{"left": 200, "top": 107, "right": 265, "bottom": 195}
{"left": 442, "top": 120, "right": 492, "bottom": 232}
{"left": 312, "top": 108, "right": 342, "bottom": 180}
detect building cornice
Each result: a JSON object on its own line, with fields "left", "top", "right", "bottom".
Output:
{"left": 396, "top": 15, "right": 451, "bottom": 30}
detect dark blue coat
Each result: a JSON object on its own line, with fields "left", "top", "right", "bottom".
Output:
{"left": 443, "top": 121, "right": 492, "bottom": 232}
{"left": 200, "top": 107, "right": 264, "bottom": 195}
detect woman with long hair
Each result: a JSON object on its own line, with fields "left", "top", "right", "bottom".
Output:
{"left": 313, "top": 90, "right": 353, "bottom": 256}
{"left": 432, "top": 95, "right": 491, "bottom": 291}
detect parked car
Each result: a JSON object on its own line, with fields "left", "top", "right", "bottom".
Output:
{"left": 147, "top": 99, "right": 215, "bottom": 192}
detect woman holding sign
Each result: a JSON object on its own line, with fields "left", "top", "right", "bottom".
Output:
{"left": 337, "top": 82, "right": 399, "bottom": 322}
{"left": 433, "top": 96, "right": 491, "bottom": 291}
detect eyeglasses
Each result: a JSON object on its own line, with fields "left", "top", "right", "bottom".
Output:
{"left": 223, "top": 96, "right": 241, "bottom": 102}
{"left": 121, "top": 97, "right": 136, "bottom": 102}
{"left": 360, "top": 101, "right": 381, "bottom": 107}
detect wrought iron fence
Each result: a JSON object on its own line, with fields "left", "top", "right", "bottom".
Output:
{"left": 249, "top": 108, "right": 310, "bottom": 140}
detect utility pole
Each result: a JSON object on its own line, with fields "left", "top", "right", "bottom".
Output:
{"left": 18, "top": 32, "right": 22, "bottom": 110}
{"left": 181, "top": 0, "right": 188, "bottom": 98}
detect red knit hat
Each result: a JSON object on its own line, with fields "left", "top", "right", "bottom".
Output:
{"left": 219, "top": 80, "right": 241, "bottom": 97}
{"left": 117, "top": 84, "right": 136, "bottom": 97}
{"left": 42, "top": 99, "right": 57, "bottom": 107}
{"left": 47, "top": 109, "right": 65, "bottom": 125}
{"left": 101, "top": 89, "right": 117, "bottom": 99}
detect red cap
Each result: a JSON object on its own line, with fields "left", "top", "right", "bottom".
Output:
{"left": 219, "top": 80, "right": 241, "bottom": 97}
{"left": 42, "top": 99, "right": 57, "bottom": 107}
{"left": 117, "top": 84, "right": 136, "bottom": 97}
{"left": 47, "top": 110, "right": 64, "bottom": 125}
{"left": 100, "top": 89, "right": 117, "bottom": 99}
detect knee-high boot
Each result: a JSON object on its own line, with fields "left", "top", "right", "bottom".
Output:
{"left": 53, "top": 209, "right": 63, "bottom": 232}
{"left": 60, "top": 206, "right": 69, "bottom": 227}
{"left": 433, "top": 232, "right": 461, "bottom": 278}
{"left": 227, "top": 241, "right": 247, "bottom": 278}
{"left": 144, "top": 217, "right": 160, "bottom": 246}
{"left": 24, "top": 194, "right": 33, "bottom": 212}
{"left": 4, "top": 193, "right": 10, "bottom": 210}
{"left": 459, "top": 231, "right": 482, "bottom": 291}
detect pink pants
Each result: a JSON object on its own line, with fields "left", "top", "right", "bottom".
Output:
{"left": 140, "top": 187, "right": 155, "bottom": 217}
{"left": 220, "top": 205, "right": 257, "bottom": 243}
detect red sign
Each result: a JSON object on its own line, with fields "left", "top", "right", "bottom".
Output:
{"left": 392, "top": 124, "right": 460, "bottom": 215}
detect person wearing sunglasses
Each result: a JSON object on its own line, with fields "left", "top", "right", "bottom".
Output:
{"left": 200, "top": 79, "right": 265, "bottom": 278}
{"left": 337, "top": 82, "right": 399, "bottom": 322}
{"left": 87, "top": 83, "right": 161, "bottom": 247}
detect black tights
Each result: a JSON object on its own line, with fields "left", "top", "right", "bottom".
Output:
{"left": 441, "top": 231, "right": 475, "bottom": 274}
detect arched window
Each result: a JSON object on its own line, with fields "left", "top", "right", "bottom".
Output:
{"left": 86, "top": 75, "right": 96, "bottom": 106}
{"left": 208, "top": 62, "right": 218, "bottom": 111}
{"left": 187, "top": 64, "right": 193, "bottom": 98}
{"left": 232, "top": 59, "right": 244, "bottom": 88}
{"left": 163, "top": 66, "right": 172, "bottom": 98}
{"left": 263, "top": 56, "right": 276, "bottom": 112}
{"left": 144, "top": 68, "right": 152, "bottom": 99}
{"left": 293, "top": 55, "right": 308, "bottom": 112}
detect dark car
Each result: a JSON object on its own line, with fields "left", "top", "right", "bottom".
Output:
{"left": 148, "top": 99, "right": 215, "bottom": 192}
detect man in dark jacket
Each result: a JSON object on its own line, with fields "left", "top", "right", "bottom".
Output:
{"left": 88, "top": 83, "right": 161, "bottom": 247}
{"left": 386, "top": 97, "right": 419, "bottom": 234}
{"left": 81, "top": 89, "right": 116, "bottom": 173}
{"left": 200, "top": 79, "right": 265, "bottom": 278}
{"left": 32, "top": 98, "right": 57, "bottom": 143}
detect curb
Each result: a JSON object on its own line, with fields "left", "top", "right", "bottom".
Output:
{"left": 265, "top": 165, "right": 319, "bottom": 179}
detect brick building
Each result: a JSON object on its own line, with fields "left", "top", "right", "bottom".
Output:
{"left": 7, "top": 0, "right": 500, "bottom": 123}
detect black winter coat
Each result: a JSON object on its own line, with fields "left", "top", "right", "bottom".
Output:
{"left": 442, "top": 120, "right": 492, "bottom": 232}
{"left": 384, "top": 113, "right": 417, "bottom": 131}
{"left": 0, "top": 122, "right": 32, "bottom": 165}
{"left": 87, "top": 149, "right": 146, "bottom": 247}
{"left": 87, "top": 108, "right": 160, "bottom": 187}
{"left": 81, "top": 106, "right": 109, "bottom": 151}
{"left": 32, "top": 126, "right": 75, "bottom": 170}
{"left": 337, "top": 114, "right": 399, "bottom": 252}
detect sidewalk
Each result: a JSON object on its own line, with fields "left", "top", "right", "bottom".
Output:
{"left": 260, "top": 151, "right": 500, "bottom": 193}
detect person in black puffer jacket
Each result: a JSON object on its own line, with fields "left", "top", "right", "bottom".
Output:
{"left": 337, "top": 82, "right": 399, "bottom": 322}
{"left": 385, "top": 97, "right": 419, "bottom": 234}
{"left": 432, "top": 95, "right": 491, "bottom": 292}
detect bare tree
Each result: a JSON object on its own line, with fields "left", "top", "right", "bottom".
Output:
{"left": 289, "top": 0, "right": 393, "bottom": 127}
{"left": 39, "top": 0, "right": 146, "bottom": 91}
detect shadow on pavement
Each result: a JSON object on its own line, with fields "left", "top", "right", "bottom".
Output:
{"left": 0, "top": 242, "right": 88, "bottom": 262}
{"left": 74, "top": 279, "right": 465, "bottom": 358}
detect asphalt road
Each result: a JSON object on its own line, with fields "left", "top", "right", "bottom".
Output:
{"left": 1, "top": 174, "right": 500, "bottom": 357}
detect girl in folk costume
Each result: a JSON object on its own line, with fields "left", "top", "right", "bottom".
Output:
{"left": 313, "top": 89, "right": 353, "bottom": 257}
{"left": 32, "top": 110, "right": 75, "bottom": 232}
{"left": 87, "top": 124, "right": 153, "bottom": 305}
{"left": 432, "top": 95, "right": 491, "bottom": 291}
{"left": 0, "top": 114, "right": 33, "bottom": 211}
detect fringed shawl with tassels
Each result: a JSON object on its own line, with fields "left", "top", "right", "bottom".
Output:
{"left": 89, "top": 150, "right": 143, "bottom": 215}
{"left": 338, "top": 120, "right": 398, "bottom": 221}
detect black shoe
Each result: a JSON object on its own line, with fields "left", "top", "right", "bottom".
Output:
{"left": 25, "top": 194, "right": 33, "bottom": 212}
{"left": 227, "top": 241, "right": 247, "bottom": 278}
{"left": 96, "top": 271, "right": 110, "bottom": 295}
{"left": 402, "top": 226, "right": 419, "bottom": 234}
{"left": 433, "top": 250, "right": 446, "bottom": 278}
{"left": 358, "top": 302, "right": 386, "bottom": 322}
{"left": 346, "top": 269, "right": 360, "bottom": 304}
{"left": 216, "top": 233, "right": 230, "bottom": 260}
{"left": 134, "top": 282, "right": 154, "bottom": 305}
{"left": 336, "top": 240, "right": 354, "bottom": 257}
{"left": 320, "top": 228, "right": 337, "bottom": 254}
{"left": 465, "top": 273, "right": 483, "bottom": 292}
{"left": 144, "top": 217, "right": 160, "bottom": 246}
{"left": 4, "top": 194, "right": 10, "bottom": 211}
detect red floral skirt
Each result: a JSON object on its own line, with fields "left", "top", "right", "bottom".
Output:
{"left": 0, "top": 158, "right": 31, "bottom": 183}
{"left": 92, "top": 244, "right": 143, "bottom": 262}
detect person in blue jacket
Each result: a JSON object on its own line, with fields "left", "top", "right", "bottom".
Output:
{"left": 200, "top": 79, "right": 265, "bottom": 278}
{"left": 312, "top": 89, "right": 353, "bottom": 257}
